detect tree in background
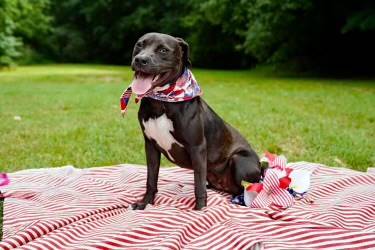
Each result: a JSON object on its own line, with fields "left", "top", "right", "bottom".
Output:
{"left": 0, "top": 0, "right": 22, "bottom": 67}
{"left": 48, "top": 0, "right": 191, "bottom": 64}
{"left": 186, "top": 0, "right": 375, "bottom": 72}
{"left": 1, "top": 0, "right": 374, "bottom": 73}
{"left": 0, "top": 0, "right": 51, "bottom": 67}
{"left": 182, "top": 0, "right": 254, "bottom": 68}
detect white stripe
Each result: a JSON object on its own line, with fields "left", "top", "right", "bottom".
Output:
{"left": 1, "top": 163, "right": 375, "bottom": 249}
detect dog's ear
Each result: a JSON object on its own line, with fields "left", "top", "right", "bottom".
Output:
{"left": 176, "top": 37, "right": 191, "bottom": 67}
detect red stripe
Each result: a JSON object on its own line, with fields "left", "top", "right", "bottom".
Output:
{"left": 1, "top": 163, "right": 374, "bottom": 249}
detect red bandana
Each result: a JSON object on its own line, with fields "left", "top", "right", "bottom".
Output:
{"left": 120, "top": 68, "right": 202, "bottom": 115}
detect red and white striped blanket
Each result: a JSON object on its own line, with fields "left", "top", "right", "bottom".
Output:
{"left": 1, "top": 163, "right": 375, "bottom": 250}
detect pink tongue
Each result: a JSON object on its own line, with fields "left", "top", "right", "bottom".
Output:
{"left": 131, "top": 75, "right": 153, "bottom": 95}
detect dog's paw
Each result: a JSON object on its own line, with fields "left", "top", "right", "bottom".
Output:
{"left": 131, "top": 202, "right": 147, "bottom": 210}
{"left": 194, "top": 197, "right": 207, "bottom": 210}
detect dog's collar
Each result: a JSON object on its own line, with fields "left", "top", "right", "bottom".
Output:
{"left": 120, "top": 68, "right": 202, "bottom": 115}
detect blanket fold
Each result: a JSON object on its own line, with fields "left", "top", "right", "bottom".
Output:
{"left": 1, "top": 163, "right": 374, "bottom": 250}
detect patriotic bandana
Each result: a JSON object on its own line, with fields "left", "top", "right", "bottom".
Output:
{"left": 120, "top": 68, "right": 202, "bottom": 116}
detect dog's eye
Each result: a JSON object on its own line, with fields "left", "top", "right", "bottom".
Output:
{"left": 136, "top": 42, "right": 143, "bottom": 48}
{"left": 159, "top": 48, "right": 168, "bottom": 53}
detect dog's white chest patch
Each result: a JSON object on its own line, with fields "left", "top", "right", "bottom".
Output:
{"left": 142, "top": 114, "right": 183, "bottom": 161}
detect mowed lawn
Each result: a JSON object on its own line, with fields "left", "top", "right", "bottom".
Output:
{"left": 0, "top": 64, "right": 374, "bottom": 173}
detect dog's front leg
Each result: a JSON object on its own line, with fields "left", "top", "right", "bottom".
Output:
{"left": 132, "top": 137, "right": 161, "bottom": 210}
{"left": 190, "top": 141, "right": 207, "bottom": 210}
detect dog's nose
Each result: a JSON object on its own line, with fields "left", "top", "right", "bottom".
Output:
{"left": 134, "top": 56, "right": 150, "bottom": 66}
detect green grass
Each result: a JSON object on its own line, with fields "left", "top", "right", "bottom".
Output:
{"left": 0, "top": 64, "right": 374, "bottom": 173}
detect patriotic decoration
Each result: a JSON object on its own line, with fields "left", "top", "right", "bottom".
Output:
{"left": 120, "top": 68, "right": 202, "bottom": 115}
{"left": 241, "top": 182, "right": 263, "bottom": 206}
{"left": 238, "top": 152, "right": 312, "bottom": 209}
{"left": 119, "top": 87, "right": 133, "bottom": 116}
{"left": 1, "top": 163, "right": 375, "bottom": 249}
{"left": 250, "top": 167, "right": 295, "bottom": 209}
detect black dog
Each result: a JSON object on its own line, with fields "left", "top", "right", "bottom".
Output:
{"left": 130, "top": 33, "right": 261, "bottom": 210}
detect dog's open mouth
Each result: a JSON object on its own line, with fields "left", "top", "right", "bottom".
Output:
{"left": 131, "top": 71, "right": 167, "bottom": 95}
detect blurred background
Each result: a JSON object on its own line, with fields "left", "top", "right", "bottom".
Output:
{"left": 1, "top": 0, "right": 375, "bottom": 73}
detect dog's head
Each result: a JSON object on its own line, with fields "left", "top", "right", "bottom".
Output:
{"left": 130, "top": 32, "right": 190, "bottom": 95}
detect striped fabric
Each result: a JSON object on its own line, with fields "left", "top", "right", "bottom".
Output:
{"left": 147, "top": 68, "right": 202, "bottom": 103}
{"left": 251, "top": 168, "right": 295, "bottom": 209}
{"left": 1, "top": 163, "right": 375, "bottom": 249}
{"left": 120, "top": 87, "right": 133, "bottom": 116}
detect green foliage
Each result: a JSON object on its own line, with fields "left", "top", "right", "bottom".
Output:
{"left": 48, "top": 0, "right": 191, "bottom": 63}
{"left": 0, "top": 0, "right": 374, "bottom": 70}
{"left": 183, "top": 0, "right": 251, "bottom": 68}
{"left": 184, "top": 0, "right": 375, "bottom": 71}
{"left": 0, "top": 0, "right": 51, "bottom": 67}
{"left": 0, "top": 33, "right": 22, "bottom": 67}
{"left": 183, "top": 0, "right": 312, "bottom": 65}
{"left": 0, "top": 0, "right": 22, "bottom": 67}
{"left": 240, "top": 0, "right": 314, "bottom": 63}
{"left": 343, "top": 9, "right": 375, "bottom": 33}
